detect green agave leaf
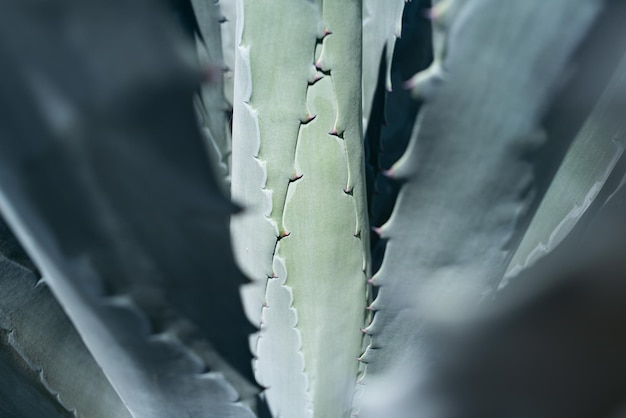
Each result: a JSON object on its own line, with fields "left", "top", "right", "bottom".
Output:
{"left": 357, "top": 0, "right": 604, "bottom": 416}
{"left": 0, "top": 220, "right": 131, "bottom": 418}
{"left": 230, "top": 0, "right": 370, "bottom": 416}
{"left": 362, "top": 0, "right": 406, "bottom": 129}
{"left": 0, "top": 1, "right": 255, "bottom": 416}
{"left": 503, "top": 51, "right": 626, "bottom": 287}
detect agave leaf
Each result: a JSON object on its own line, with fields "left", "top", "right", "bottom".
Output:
{"left": 0, "top": 1, "right": 255, "bottom": 416}
{"left": 190, "top": 0, "right": 232, "bottom": 186}
{"left": 365, "top": 0, "right": 433, "bottom": 275}
{"left": 0, "top": 343, "right": 72, "bottom": 418}
{"left": 0, "top": 220, "right": 132, "bottom": 418}
{"left": 504, "top": 52, "right": 626, "bottom": 287}
{"left": 230, "top": 0, "right": 370, "bottom": 416}
{"left": 192, "top": 0, "right": 225, "bottom": 73}
{"left": 163, "top": 312, "right": 260, "bottom": 410}
{"left": 219, "top": 0, "right": 237, "bottom": 107}
{"left": 357, "top": 0, "right": 604, "bottom": 416}
{"left": 428, "top": 179, "right": 626, "bottom": 418}
{"left": 361, "top": 0, "right": 406, "bottom": 129}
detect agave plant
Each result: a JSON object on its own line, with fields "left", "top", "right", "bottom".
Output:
{"left": 0, "top": 0, "right": 625, "bottom": 417}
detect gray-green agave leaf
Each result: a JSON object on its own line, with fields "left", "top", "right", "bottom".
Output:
{"left": 0, "top": 220, "right": 131, "bottom": 418}
{"left": 231, "top": 0, "right": 370, "bottom": 417}
{"left": 357, "top": 0, "right": 603, "bottom": 416}
{"left": 0, "top": 1, "right": 255, "bottom": 416}
{"left": 503, "top": 51, "right": 626, "bottom": 287}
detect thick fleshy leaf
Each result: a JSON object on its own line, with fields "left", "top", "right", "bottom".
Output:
{"left": 361, "top": 0, "right": 406, "bottom": 129}
{"left": 0, "top": 344, "right": 71, "bottom": 418}
{"left": 365, "top": 0, "right": 433, "bottom": 273}
{"left": 427, "top": 180, "right": 626, "bottom": 418}
{"left": 0, "top": 1, "right": 255, "bottom": 416}
{"left": 219, "top": 0, "right": 237, "bottom": 106}
{"left": 504, "top": 51, "right": 626, "bottom": 286}
{"left": 192, "top": 0, "right": 232, "bottom": 185}
{"left": 230, "top": 0, "right": 370, "bottom": 416}
{"left": 0, "top": 220, "right": 131, "bottom": 418}
{"left": 357, "top": 0, "right": 604, "bottom": 416}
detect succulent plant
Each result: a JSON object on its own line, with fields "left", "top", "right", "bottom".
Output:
{"left": 0, "top": 0, "right": 625, "bottom": 417}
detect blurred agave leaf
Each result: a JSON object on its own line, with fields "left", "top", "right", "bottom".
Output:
{"left": 0, "top": 346, "right": 72, "bottom": 418}
{"left": 428, "top": 179, "right": 626, "bottom": 418}
{"left": 0, "top": 0, "right": 255, "bottom": 416}
{"left": 0, "top": 219, "right": 131, "bottom": 418}
{"left": 191, "top": 0, "right": 232, "bottom": 186}
{"left": 218, "top": 0, "right": 237, "bottom": 107}
{"left": 504, "top": 17, "right": 626, "bottom": 286}
{"left": 357, "top": 0, "right": 607, "bottom": 416}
